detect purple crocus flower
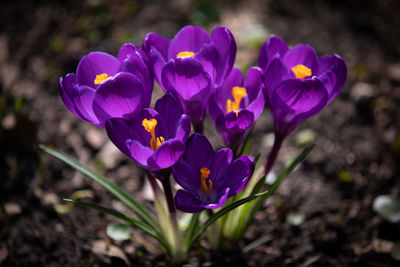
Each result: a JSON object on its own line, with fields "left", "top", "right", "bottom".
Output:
{"left": 259, "top": 35, "right": 347, "bottom": 138}
{"left": 105, "top": 92, "right": 191, "bottom": 170}
{"left": 172, "top": 133, "right": 255, "bottom": 213}
{"left": 142, "top": 25, "right": 237, "bottom": 131}
{"left": 209, "top": 67, "right": 265, "bottom": 146}
{"left": 58, "top": 43, "right": 153, "bottom": 128}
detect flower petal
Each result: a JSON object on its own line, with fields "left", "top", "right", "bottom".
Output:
{"left": 202, "top": 188, "right": 230, "bottom": 210}
{"left": 172, "top": 161, "right": 200, "bottom": 193}
{"left": 105, "top": 118, "right": 131, "bottom": 156}
{"left": 168, "top": 25, "right": 211, "bottom": 59}
{"left": 154, "top": 92, "right": 184, "bottom": 137}
{"left": 59, "top": 74, "right": 81, "bottom": 119}
{"left": 92, "top": 72, "right": 145, "bottom": 128}
{"left": 258, "top": 35, "right": 289, "bottom": 70}
{"left": 126, "top": 139, "right": 154, "bottom": 168}
{"left": 207, "top": 148, "right": 232, "bottom": 187}
{"left": 211, "top": 26, "right": 237, "bottom": 86}
{"left": 282, "top": 44, "right": 319, "bottom": 76}
{"left": 183, "top": 133, "right": 214, "bottom": 174}
{"left": 118, "top": 43, "right": 153, "bottom": 106}
{"left": 142, "top": 32, "right": 171, "bottom": 62}
{"left": 271, "top": 78, "right": 328, "bottom": 134}
{"left": 318, "top": 54, "right": 347, "bottom": 103}
{"left": 215, "top": 67, "right": 244, "bottom": 110}
{"left": 73, "top": 86, "right": 101, "bottom": 126}
{"left": 76, "top": 52, "right": 120, "bottom": 88}
{"left": 161, "top": 57, "right": 211, "bottom": 100}
{"left": 175, "top": 190, "right": 205, "bottom": 213}
{"left": 223, "top": 155, "right": 254, "bottom": 196}
{"left": 147, "top": 139, "right": 185, "bottom": 170}
{"left": 263, "top": 58, "right": 291, "bottom": 101}
{"left": 194, "top": 43, "right": 220, "bottom": 85}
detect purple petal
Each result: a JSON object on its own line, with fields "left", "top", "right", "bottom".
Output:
{"left": 258, "top": 35, "right": 289, "bottom": 70}
{"left": 172, "top": 161, "right": 200, "bottom": 193}
{"left": 183, "top": 133, "right": 214, "bottom": 174}
{"left": 76, "top": 52, "right": 120, "bottom": 88}
{"left": 202, "top": 188, "right": 230, "bottom": 210}
{"left": 92, "top": 72, "right": 145, "bottom": 128}
{"left": 223, "top": 155, "right": 254, "bottom": 196}
{"left": 194, "top": 43, "right": 220, "bottom": 85}
{"left": 105, "top": 118, "right": 131, "bottom": 156}
{"left": 126, "top": 139, "right": 154, "bottom": 168}
{"left": 175, "top": 114, "right": 191, "bottom": 142}
{"left": 215, "top": 67, "right": 244, "bottom": 110}
{"left": 161, "top": 57, "right": 211, "bottom": 100}
{"left": 224, "top": 109, "right": 254, "bottom": 131}
{"left": 246, "top": 89, "right": 266, "bottom": 121}
{"left": 142, "top": 32, "right": 171, "bottom": 62}
{"left": 73, "top": 86, "right": 101, "bottom": 126}
{"left": 118, "top": 44, "right": 153, "bottom": 106}
{"left": 154, "top": 92, "right": 184, "bottom": 137}
{"left": 282, "top": 44, "right": 319, "bottom": 76}
{"left": 244, "top": 67, "right": 263, "bottom": 102}
{"left": 168, "top": 26, "right": 211, "bottom": 59}
{"left": 175, "top": 190, "right": 205, "bottom": 213}
{"left": 318, "top": 54, "right": 347, "bottom": 103}
{"left": 207, "top": 148, "right": 232, "bottom": 187}
{"left": 59, "top": 74, "right": 81, "bottom": 119}
{"left": 263, "top": 58, "right": 291, "bottom": 101}
{"left": 208, "top": 93, "right": 224, "bottom": 124}
{"left": 211, "top": 27, "right": 237, "bottom": 86}
{"left": 147, "top": 139, "right": 185, "bottom": 170}
{"left": 271, "top": 78, "right": 328, "bottom": 134}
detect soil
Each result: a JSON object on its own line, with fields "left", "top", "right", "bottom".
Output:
{"left": 1, "top": 0, "right": 400, "bottom": 266}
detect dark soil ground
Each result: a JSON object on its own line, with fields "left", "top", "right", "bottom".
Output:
{"left": 1, "top": 0, "right": 400, "bottom": 266}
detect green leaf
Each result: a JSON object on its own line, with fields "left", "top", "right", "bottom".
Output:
{"left": 238, "top": 128, "right": 253, "bottom": 156}
{"left": 64, "top": 199, "right": 166, "bottom": 246}
{"left": 183, "top": 213, "right": 200, "bottom": 251}
{"left": 107, "top": 222, "right": 132, "bottom": 241}
{"left": 39, "top": 145, "right": 160, "bottom": 232}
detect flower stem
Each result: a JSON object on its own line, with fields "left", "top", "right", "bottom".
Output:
{"left": 264, "top": 133, "right": 284, "bottom": 175}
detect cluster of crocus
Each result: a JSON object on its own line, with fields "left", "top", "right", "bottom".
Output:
{"left": 59, "top": 26, "right": 346, "bottom": 214}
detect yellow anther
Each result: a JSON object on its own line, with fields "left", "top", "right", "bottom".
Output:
{"left": 200, "top": 167, "right": 212, "bottom": 195}
{"left": 291, "top": 64, "right": 312, "bottom": 79}
{"left": 142, "top": 118, "right": 165, "bottom": 151}
{"left": 94, "top": 73, "right": 112, "bottom": 85}
{"left": 226, "top": 86, "right": 247, "bottom": 117}
{"left": 177, "top": 51, "right": 195, "bottom": 58}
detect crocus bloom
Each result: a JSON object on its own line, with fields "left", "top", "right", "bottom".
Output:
{"left": 259, "top": 35, "right": 346, "bottom": 137}
{"left": 59, "top": 43, "right": 153, "bottom": 128}
{"left": 172, "top": 133, "right": 255, "bottom": 213}
{"left": 105, "top": 92, "right": 191, "bottom": 170}
{"left": 209, "top": 67, "right": 265, "bottom": 146}
{"left": 143, "top": 25, "right": 237, "bottom": 130}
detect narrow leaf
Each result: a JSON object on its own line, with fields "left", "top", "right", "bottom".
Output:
{"left": 183, "top": 213, "right": 200, "bottom": 251}
{"left": 40, "top": 145, "right": 159, "bottom": 231}
{"left": 64, "top": 199, "right": 166, "bottom": 247}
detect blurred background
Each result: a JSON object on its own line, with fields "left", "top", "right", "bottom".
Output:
{"left": 1, "top": 0, "right": 400, "bottom": 266}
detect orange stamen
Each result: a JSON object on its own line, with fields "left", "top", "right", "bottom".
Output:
{"left": 200, "top": 167, "right": 212, "bottom": 195}
{"left": 94, "top": 73, "right": 112, "bottom": 85}
{"left": 226, "top": 86, "right": 247, "bottom": 117}
{"left": 142, "top": 118, "right": 165, "bottom": 151}
{"left": 177, "top": 51, "right": 195, "bottom": 58}
{"left": 291, "top": 64, "right": 312, "bottom": 79}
